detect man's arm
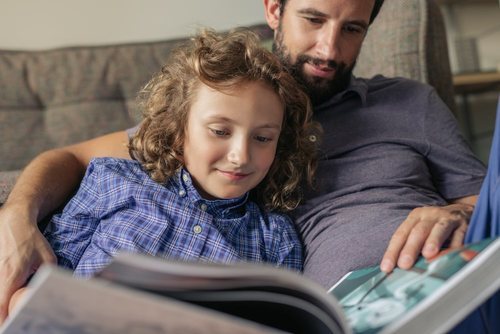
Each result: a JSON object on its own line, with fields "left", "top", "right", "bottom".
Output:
{"left": 380, "top": 195, "right": 477, "bottom": 273}
{"left": 0, "top": 130, "right": 130, "bottom": 323}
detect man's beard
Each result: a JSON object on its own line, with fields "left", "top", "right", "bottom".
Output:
{"left": 273, "top": 29, "right": 355, "bottom": 106}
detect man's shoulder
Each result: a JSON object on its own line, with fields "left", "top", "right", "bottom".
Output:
{"left": 356, "top": 75, "right": 438, "bottom": 108}
{"left": 362, "top": 75, "right": 433, "bottom": 93}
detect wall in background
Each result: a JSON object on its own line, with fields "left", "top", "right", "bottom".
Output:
{"left": 0, "top": 0, "right": 265, "bottom": 50}
{"left": 1, "top": 0, "right": 498, "bottom": 162}
{"left": 439, "top": 2, "right": 500, "bottom": 164}
{"left": 441, "top": 2, "right": 500, "bottom": 73}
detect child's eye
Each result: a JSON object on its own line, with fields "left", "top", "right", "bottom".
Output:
{"left": 255, "top": 135, "right": 272, "bottom": 143}
{"left": 210, "top": 128, "right": 229, "bottom": 137}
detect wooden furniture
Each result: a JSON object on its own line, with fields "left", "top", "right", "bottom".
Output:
{"left": 436, "top": 0, "right": 497, "bottom": 4}
{"left": 453, "top": 71, "right": 500, "bottom": 146}
{"left": 453, "top": 71, "right": 500, "bottom": 95}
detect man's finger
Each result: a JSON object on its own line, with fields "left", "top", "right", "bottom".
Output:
{"left": 380, "top": 217, "right": 417, "bottom": 272}
{"left": 448, "top": 222, "right": 468, "bottom": 249}
{"left": 396, "top": 216, "right": 437, "bottom": 269}
{"left": 421, "top": 218, "right": 456, "bottom": 258}
{"left": 0, "top": 271, "right": 26, "bottom": 325}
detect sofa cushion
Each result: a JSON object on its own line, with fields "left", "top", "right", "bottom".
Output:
{"left": 0, "top": 170, "right": 20, "bottom": 204}
{"left": 0, "top": 24, "right": 274, "bottom": 172}
{"left": 0, "top": 40, "right": 179, "bottom": 171}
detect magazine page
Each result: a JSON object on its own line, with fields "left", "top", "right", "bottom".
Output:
{"left": 328, "top": 238, "right": 500, "bottom": 334}
{"left": 98, "top": 256, "right": 351, "bottom": 334}
{"left": 0, "top": 266, "right": 279, "bottom": 334}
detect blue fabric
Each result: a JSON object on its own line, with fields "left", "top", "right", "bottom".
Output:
{"left": 451, "top": 96, "right": 500, "bottom": 334}
{"left": 44, "top": 158, "right": 303, "bottom": 277}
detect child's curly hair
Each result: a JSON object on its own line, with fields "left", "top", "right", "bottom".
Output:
{"left": 129, "top": 28, "right": 319, "bottom": 212}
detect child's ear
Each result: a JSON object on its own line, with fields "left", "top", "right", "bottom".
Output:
{"left": 263, "top": 0, "right": 281, "bottom": 31}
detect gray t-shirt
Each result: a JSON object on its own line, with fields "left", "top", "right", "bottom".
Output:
{"left": 128, "top": 75, "right": 486, "bottom": 289}
{"left": 292, "top": 75, "right": 485, "bottom": 288}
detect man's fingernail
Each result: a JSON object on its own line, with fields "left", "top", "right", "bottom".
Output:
{"left": 399, "top": 255, "right": 413, "bottom": 267}
{"left": 380, "top": 259, "right": 393, "bottom": 272}
{"left": 424, "top": 244, "right": 437, "bottom": 254}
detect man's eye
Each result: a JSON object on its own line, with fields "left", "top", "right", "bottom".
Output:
{"left": 210, "top": 128, "right": 228, "bottom": 136}
{"left": 343, "top": 25, "right": 365, "bottom": 34}
{"left": 305, "top": 17, "right": 323, "bottom": 25}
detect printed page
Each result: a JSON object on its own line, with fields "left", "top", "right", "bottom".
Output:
{"left": 98, "top": 254, "right": 352, "bottom": 334}
{"left": 0, "top": 266, "right": 280, "bottom": 334}
{"left": 328, "top": 238, "right": 500, "bottom": 334}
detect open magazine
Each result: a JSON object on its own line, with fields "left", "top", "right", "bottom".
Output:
{"left": 1, "top": 237, "right": 499, "bottom": 334}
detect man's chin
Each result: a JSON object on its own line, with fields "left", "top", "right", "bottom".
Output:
{"left": 301, "top": 79, "right": 340, "bottom": 105}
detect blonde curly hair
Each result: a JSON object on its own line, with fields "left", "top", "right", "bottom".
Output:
{"left": 129, "top": 28, "right": 319, "bottom": 212}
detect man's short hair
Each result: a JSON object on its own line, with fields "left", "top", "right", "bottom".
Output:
{"left": 279, "top": 0, "right": 385, "bottom": 24}
{"left": 370, "top": 0, "right": 385, "bottom": 24}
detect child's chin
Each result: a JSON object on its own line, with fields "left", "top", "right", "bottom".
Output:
{"left": 216, "top": 192, "right": 246, "bottom": 200}
{"left": 209, "top": 189, "right": 248, "bottom": 200}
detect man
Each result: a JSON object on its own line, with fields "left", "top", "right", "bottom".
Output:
{"left": 0, "top": 0, "right": 485, "bottom": 324}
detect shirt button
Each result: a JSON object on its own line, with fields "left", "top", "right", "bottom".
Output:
{"left": 193, "top": 225, "right": 202, "bottom": 234}
{"left": 178, "top": 189, "right": 186, "bottom": 197}
{"left": 200, "top": 203, "right": 208, "bottom": 211}
{"left": 309, "top": 135, "right": 317, "bottom": 142}
{"left": 182, "top": 174, "right": 190, "bottom": 183}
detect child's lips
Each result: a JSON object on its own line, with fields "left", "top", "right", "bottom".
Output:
{"left": 218, "top": 170, "right": 251, "bottom": 181}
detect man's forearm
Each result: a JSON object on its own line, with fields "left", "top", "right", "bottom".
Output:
{"left": 4, "top": 149, "right": 87, "bottom": 224}
{"left": 0, "top": 131, "right": 130, "bottom": 323}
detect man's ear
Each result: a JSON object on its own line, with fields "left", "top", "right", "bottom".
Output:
{"left": 263, "top": 0, "right": 280, "bottom": 30}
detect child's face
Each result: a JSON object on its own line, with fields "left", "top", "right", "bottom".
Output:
{"left": 183, "top": 81, "right": 284, "bottom": 200}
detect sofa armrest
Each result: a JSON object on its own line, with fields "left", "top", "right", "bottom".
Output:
{"left": 0, "top": 170, "right": 21, "bottom": 205}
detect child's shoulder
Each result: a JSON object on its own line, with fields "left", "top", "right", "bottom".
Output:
{"left": 88, "top": 157, "right": 141, "bottom": 172}
{"left": 265, "top": 211, "right": 294, "bottom": 229}
{"left": 86, "top": 157, "right": 153, "bottom": 186}
{"left": 246, "top": 202, "right": 293, "bottom": 226}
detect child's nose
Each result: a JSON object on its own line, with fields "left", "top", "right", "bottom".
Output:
{"left": 227, "top": 140, "right": 250, "bottom": 166}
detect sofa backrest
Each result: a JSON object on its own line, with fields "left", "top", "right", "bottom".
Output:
{"left": 355, "top": 0, "right": 456, "bottom": 112}
{"left": 0, "top": 25, "right": 275, "bottom": 172}
{"left": 0, "top": 38, "right": 183, "bottom": 171}
{"left": 0, "top": 0, "right": 454, "bottom": 173}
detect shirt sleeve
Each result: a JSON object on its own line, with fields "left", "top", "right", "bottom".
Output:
{"left": 269, "top": 213, "right": 304, "bottom": 272}
{"left": 423, "top": 88, "right": 486, "bottom": 200}
{"left": 126, "top": 125, "right": 139, "bottom": 139}
{"left": 44, "top": 160, "right": 104, "bottom": 270}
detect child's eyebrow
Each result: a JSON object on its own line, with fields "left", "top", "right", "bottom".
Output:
{"left": 206, "top": 116, "right": 281, "bottom": 130}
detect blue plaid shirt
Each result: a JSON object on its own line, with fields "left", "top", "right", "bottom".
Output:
{"left": 45, "top": 158, "right": 303, "bottom": 277}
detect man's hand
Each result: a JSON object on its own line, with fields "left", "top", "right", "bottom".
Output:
{"left": 0, "top": 204, "right": 56, "bottom": 324}
{"left": 380, "top": 198, "right": 476, "bottom": 273}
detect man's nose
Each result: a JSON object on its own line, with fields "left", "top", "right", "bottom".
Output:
{"left": 316, "top": 26, "right": 341, "bottom": 61}
{"left": 227, "top": 139, "right": 250, "bottom": 166}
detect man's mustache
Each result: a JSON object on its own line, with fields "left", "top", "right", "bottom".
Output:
{"left": 296, "top": 54, "right": 338, "bottom": 70}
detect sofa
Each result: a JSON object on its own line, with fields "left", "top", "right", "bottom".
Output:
{"left": 0, "top": 0, "right": 454, "bottom": 205}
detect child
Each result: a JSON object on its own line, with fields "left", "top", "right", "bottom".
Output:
{"left": 41, "top": 29, "right": 318, "bottom": 278}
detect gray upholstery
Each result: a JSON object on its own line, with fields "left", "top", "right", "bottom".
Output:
{"left": 0, "top": 0, "right": 454, "bottom": 204}
{"left": 355, "top": 0, "right": 456, "bottom": 112}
